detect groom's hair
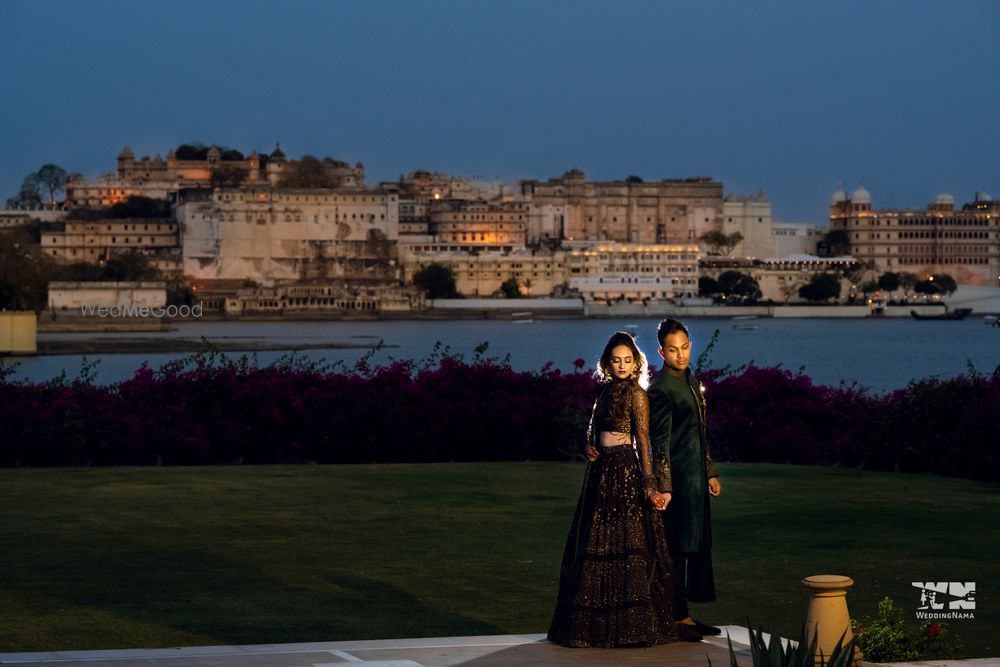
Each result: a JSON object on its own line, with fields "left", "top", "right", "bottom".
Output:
{"left": 656, "top": 318, "right": 689, "bottom": 348}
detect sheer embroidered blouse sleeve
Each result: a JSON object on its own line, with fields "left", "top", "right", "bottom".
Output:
{"left": 584, "top": 388, "right": 602, "bottom": 454}
{"left": 630, "top": 385, "right": 660, "bottom": 496}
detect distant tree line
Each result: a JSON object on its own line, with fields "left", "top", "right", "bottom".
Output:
{"left": 856, "top": 271, "right": 957, "bottom": 300}
{"left": 173, "top": 143, "right": 245, "bottom": 161}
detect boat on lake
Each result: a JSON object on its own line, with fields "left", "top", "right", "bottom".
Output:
{"left": 732, "top": 315, "right": 760, "bottom": 330}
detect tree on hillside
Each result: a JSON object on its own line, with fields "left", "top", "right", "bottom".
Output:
{"left": 499, "top": 278, "right": 522, "bottom": 298}
{"left": 59, "top": 262, "right": 105, "bottom": 281}
{"left": 210, "top": 165, "right": 246, "bottom": 189}
{"left": 323, "top": 156, "right": 350, "bottom": 169}
{"left": 913, "top": 275, "right": 956, "bottom": 298}
{"left": 625, "top": 175, "right": 644, "bottom": 183}
{"left": 280, "top": 155, "right": 335, "bottom": 188}
{"left": 0, "top": 229, "right": 48, "bottom": 310}
{"left": 844, "top": 259, "right": 875, "bottom": 289}
{"left": 412, "top": 263, "right": 457, "bottom": 299}
{"left": 898, "top": 272, "right": 918, "bottom": 297}
{"left": 698, "top": 276, "right": 720, "bottom": 297}
{"left": 173, "top": 143, "right": 243, "bottom": 161}
{"left": 930, "top": 273, "right": 957, "bottom": 296}
{"left": 174, "top": 143, "right": 208, "bottom": 160}
{"left": 101, "top": 251, "right": 162, "bottom": 282}
{"left": 798, "top": 273, "right": 842, "bottom": 303}
{"left": 699, "top": 230, "right": 744, "bottom": 256}
{"left": 6, "top": 173, "right": 43, "bottom": 209}
{"left": 718, "top": 270, "right": 762, "bottom": 303}
{"left": 878, "top": 272, "right": 901, "bottom": 294}
{"left": 35, "top": 164, "right": 67, "bottom": 205}
{"left": 818, "top": 229, "right": 851, "bottom": 257}
{"left": 860, "top": 280, "right": 879, "bottom": 296}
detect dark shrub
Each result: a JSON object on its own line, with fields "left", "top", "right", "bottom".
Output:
{"left": 2, "top": 350, "right": 997, "bottom": 481}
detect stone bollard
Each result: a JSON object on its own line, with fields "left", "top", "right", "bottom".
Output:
{"left": 802, "top": 574, "right": 864, "bottom": 666}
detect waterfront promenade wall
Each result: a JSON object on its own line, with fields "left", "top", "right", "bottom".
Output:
{"left": 427, "top": 298, "right": 582, "bottom": 311}
{"left": 420, "top": 298, "right": 583, "bottom": 319}
{"left": 582, "top": 302, "right": 873, "bottom": 318}
{"left": 424, "top": 285, "right": 1000, "bottom": 319}
{"left": 32, "top": 291, "right": 1000, "bottom": 332}
{"left": 421, "top": 299, "right": 966, "bottom": 319}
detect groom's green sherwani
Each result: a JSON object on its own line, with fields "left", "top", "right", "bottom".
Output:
{"left": 647, "top": 365, "right": 718, "bottom": 603}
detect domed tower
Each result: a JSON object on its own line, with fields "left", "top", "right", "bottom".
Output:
{"left": 932, "top": 193, "right": 955, "bottom": 212}
{"left": 266, "top": 142, "right": 286, "bottom": 185}
{"left": 207, "top": 146, "right": 221, "bottom": 167}
{"left": 829, "top": 185, "right": 849, "bottom": 215}
{"left": 851, "top": 185, "right": 872, "bottom": 212}
{"left": 972, "top": 191, "right": 996, "bottom": 213}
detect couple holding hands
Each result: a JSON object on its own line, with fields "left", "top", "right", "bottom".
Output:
{"left": 548, "top": 318, "right": 723, "bottom": 648}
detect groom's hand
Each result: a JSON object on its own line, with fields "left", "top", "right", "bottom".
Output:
{"left": 649, "top": 491, "right": 671, "bottom": 511}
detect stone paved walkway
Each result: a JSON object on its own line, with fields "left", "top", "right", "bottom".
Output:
{"left": 1, "top": 630, "right": 994, "bottom": 667}
{"left": 0, "top": 630, "right": 752, "bottom": 667}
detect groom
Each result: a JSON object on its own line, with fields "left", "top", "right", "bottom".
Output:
{"left": 646, "top": 317, "right": 722, "bottom": 638}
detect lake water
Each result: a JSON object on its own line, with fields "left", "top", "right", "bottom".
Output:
{"left": 4, "top": 317, "right": 999, "bottom": 393}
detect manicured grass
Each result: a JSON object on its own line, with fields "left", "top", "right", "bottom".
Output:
{"left": 0, "top": 463, "right": 996, "bottom": 657}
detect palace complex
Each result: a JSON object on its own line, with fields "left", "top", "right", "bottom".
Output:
{"left": 15, "top": 144, "right": 1000, "bottom": 314}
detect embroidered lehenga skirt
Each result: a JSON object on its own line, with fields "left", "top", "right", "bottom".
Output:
{"left": 547, "top": 445, "right": 677, "bottom": 647}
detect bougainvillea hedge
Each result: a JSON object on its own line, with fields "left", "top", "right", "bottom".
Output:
{"left": 2, "top": 347, "right": 997, "bottom": 481}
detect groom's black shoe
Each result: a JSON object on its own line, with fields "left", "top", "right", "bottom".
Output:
{"left": 686, "top": 618, "right": 722, "bottom": 636}
{"left": 675, "top": 623, "right": 704, "bottom": 642}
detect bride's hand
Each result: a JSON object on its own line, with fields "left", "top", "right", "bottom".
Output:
{"left": 648, "top": 491, "right": 672, "bottom": 511}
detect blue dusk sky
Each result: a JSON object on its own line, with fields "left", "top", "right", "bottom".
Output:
{"left": 1, "top": 0, "right": 998, "bottom": 223}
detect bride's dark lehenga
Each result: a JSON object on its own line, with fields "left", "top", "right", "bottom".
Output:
{"left": 547, "top": 378, "right": 677, "bottom": 648}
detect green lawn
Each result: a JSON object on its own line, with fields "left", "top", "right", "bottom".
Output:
{"left": 0, "top": 463, "right": 996, "bottom": 658}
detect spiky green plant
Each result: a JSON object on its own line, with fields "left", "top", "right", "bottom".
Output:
{"left": 716, "top": 623, "right": 856, "bottom": 667}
